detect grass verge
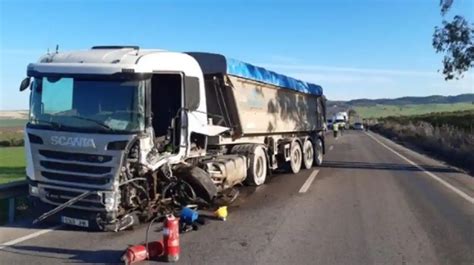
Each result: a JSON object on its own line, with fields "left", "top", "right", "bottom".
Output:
{"left": 371, "top": 111, "right": 474, "bottom": 175}
{"left": 0, "top": 146, "right": 26, "bottom": 184}
{"left": 0, "top": 119, "right": 27, "bottom": 128}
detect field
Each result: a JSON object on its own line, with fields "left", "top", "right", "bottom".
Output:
{"left": 0, "top": 129, "right": 24, "bottom": 147}
{"left": 354, "top": 102, "right": 474, "bottom": 118}
{"left": 0, "top": 118, "right": 27, "bottom": 128}
{"left": 0, "top": 146, "right": 26, "bottom": 184}
{"left": 382, "top": 110, "right": 474, "bottom": 132}
{"left": 0, "top": 112, "right": 27, "bottom": 147}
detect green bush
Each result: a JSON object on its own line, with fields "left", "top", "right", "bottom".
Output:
{"left": 0, "top": 131, "right": 24, "bottom": 147}
{"left": 0, "top": 140, "right": 11, "bottom": 147}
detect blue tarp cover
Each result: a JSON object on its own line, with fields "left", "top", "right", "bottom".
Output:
{"left": 226, "top": 58, "right": 323, "bottom": 96}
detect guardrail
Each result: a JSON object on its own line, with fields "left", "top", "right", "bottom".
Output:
{"left": 0, "top": 180, "right": 28, "bottom": 223}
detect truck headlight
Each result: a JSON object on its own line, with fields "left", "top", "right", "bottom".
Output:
{"left": 101, "top": 192, "right": 118, "bottom": 211}
{"left": 29, "top": 185, "right": 39, "bottom": 196}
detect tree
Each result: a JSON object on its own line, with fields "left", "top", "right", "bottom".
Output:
{"left": 348, "top": 109, "right": 357, "bottom": 118}
{"left": 433, "top": 0, "right": 473, "bottom": 80}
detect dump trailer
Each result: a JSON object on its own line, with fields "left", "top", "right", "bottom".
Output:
{"left": 20, "top": 47, "right": 326, "bottom": 231}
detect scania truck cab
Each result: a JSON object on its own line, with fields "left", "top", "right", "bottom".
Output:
{"left": 21, "top": 46, "right": 326, "bottom": 231}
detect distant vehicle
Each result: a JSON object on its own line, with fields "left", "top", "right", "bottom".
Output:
{"left": 337, "top": 112, "right": 348, "bottom": 122}
{"left": 353, "top": 122, "right": 364, "bottom": 130}
{"left": 327, "top": 118, "right": 333, "bottom": 130}
{"left": 334, "top": 114, "right": 346, "bottom": 129}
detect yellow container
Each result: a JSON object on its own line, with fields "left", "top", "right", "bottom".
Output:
{"left": 215, "top": 206, "right": 228, "bottom": 221}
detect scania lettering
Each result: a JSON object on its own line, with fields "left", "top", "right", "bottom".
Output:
{"left": 50, "top": 136, "right": 96, "bottom": 148}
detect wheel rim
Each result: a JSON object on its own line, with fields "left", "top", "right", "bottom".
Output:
{"left": 304, "top": 141, "right": 314, "bottom": 168}
{"left": 316, "top": 141, "right": 323, "bottom": 163}
{"left": 255, "top": 156, "right": 265, "bottom": 184}
{"left": 291, "top": 145, "right": 302, "bottom": 172}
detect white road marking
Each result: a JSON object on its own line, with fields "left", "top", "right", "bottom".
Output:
{"left": 329, "top": 145, "right": 334, "bottom": 151}
{"left": 299, "top": 169, "right": 319, "bottom": 193}
{"left": 0, "top": 225, "right": 62, "bottom": 250}
{"left": 366, "top": 132, "right": 474, "bottom": 204}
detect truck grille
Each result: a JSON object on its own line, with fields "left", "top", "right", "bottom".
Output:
{"left": 39, "top": 150, "right": 112, "bottom": 163}
{"left": 37, "top": 149, "right": 117, "bottom": 189}
{"left": 41, "top": 171, "right": 111, "bottom": 185}
{"left": 40, "top": 161, "right": 112, "bottom": 174}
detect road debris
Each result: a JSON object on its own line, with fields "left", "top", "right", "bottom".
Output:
{"left": 215, "top": 206, "right": 228, "bottom": 221}
{"left": 122, "top": 214, "right": 181, "bottom": 264}
{"left": 122, "top": 240, "right": 164, "bottom": 265}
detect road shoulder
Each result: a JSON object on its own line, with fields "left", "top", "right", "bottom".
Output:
{"left": 366, "top": 131, "right": 474, "bottom": 202}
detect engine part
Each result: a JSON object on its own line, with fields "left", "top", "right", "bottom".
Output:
{"left": 202, "top": 155, "right": 247, "bottom": 190}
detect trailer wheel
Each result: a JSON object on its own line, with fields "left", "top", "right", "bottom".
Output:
{"left": 314, "top": 138, "right": 323, "bottom": 166}
{"left": 302, "top": 140, "right": 314, "bottom": 170}
{"left": 245, "top": 145, "right": 267, "bottom": 186}
{"left": 288, "top": 141, "right": 302, "bottom": 174}
{"left": 174, "top": 166, "right": 218, "bottom": 203}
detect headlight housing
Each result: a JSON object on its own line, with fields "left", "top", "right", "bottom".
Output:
{"left": 100, "top": 191, "right": 119, "bottom": 212}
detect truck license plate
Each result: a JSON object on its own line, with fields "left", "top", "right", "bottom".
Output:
{"left": 61, "top": 216, "right": 89, "bottom": 228}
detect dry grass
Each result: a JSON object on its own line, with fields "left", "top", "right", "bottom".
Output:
{"left": 372, "top": 119, "right": 474, "bottom": 174}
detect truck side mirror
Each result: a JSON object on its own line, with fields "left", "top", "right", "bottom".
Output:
{"left": 184, "top": 76, "right": 200, "bottom": 111}
{"left": 19, "top": 77, "right": 31, "bottom": 92}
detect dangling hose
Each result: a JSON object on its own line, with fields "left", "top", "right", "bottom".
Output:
{"left": 144, "top": 215, "right": 164, "bottom": 260}
{"left": 161, "top": 180, "right": 197, "bottom": 205}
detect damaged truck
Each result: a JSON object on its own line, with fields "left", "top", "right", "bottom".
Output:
{"left": 19, "top": 46, "right": 326, "bottom": 231}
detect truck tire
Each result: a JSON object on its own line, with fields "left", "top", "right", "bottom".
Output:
{"left": 302, "top": 140, "right": 314, "bottom": 170}
{"left": 245, "top": 145, "right": 267, "bottom": 186}
{"left": 314, "top": 138, "right": 323, "bottom": 166}
{"left": 174, "top": 166, "right": 218, "bottom": 203}
{"left": 288, "top": 140, "right": 302, "bottom": 174}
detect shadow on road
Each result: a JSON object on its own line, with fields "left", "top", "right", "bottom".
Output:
{"left": 1, "top": 245, "right": 122, "bottom": 263}
{"left": 321, "top": 160, "right": 462, "bottom": 174}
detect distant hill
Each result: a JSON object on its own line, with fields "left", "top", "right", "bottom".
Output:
{"left": 327, "top": 94, "right": 474, "bottom": 118}
{"left": 327, "top": 94, "right": 473, "bottom": 109}
{"left": 346, "top": 94, "right": 474, "bottom": 106}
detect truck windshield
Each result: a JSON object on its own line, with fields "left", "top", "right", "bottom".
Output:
{"left": 29, "top": 76, "right": 145, "bottom": 133}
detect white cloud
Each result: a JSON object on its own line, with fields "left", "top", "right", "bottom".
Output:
{"left": 288, "top": 72, "right": 394, "bottom": 85}
{"left": 259, "top": 62, "right": 473, "bottom": 100}
{"left": 259, "top": 63, "right": 439, "bottom": 77}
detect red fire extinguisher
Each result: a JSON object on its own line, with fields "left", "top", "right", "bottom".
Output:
{"left": 122, "top": 244, "right": 148, "bottom": 265}
{"left": 163, "top": 214, "right": 180, "bottom": 262}
{"left": 121, "top": 240, "right": 164, "bottom": 265}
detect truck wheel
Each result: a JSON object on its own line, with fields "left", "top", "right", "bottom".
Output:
{"left": 314, "top": 138, "right": 323, "bottom": 166}
{"left": 174, "top": 166, "right": 218, "bottom": 203}
{"left": 288, "top": 141, "right": 302, "bottom": 174}
{"left": 245, "top": 145, "right": 267, "bottom": 186}
{"left": 302, "top": 140, "right": 314, "bottom": 170}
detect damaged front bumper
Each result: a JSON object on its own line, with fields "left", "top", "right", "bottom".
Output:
{"left": 29, "top": 196, "right": 121, "bottom": 230}
{"left": 28, "top": 180, "right": 130, "bottom": 231}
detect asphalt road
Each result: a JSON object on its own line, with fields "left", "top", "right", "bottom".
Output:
{"left": 1, "top": 131, "right": 473, "bottom": 265}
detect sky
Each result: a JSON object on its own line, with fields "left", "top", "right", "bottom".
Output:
{"left": 0, "top": 0, "right": 473, "bottom": 110}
